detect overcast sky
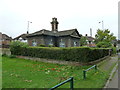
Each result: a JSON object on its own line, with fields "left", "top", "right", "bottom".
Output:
{"left": 0, "top": 0, "right": 119, "bottom": 39}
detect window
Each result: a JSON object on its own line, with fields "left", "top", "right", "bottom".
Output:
{"left": 32, "top": 40, "right": 37, "bottom": 46}
{"left": 74, "top": 42, "right": 77, "bottom": 47}
{"left": 49, "top": 39, "right": 53, "bottom": 45}
{"left": 86, "top": 40, "right": 89, "bottom": 44}
{"left": 59, "top": 39, "right": 65, "bottom": 47}
{"left": 60, "top": 42, "right": 65, "bottom": 47}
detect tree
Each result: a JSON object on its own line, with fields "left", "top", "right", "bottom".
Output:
{"left": 80, "top": 36, "right": 87, "bottom": 46}
{"left": 95, "top": 29, "right": 116, "bottom": 44}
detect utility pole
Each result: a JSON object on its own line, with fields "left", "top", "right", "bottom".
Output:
{"left": 99, "top": 20, "right": 104, "bottom": 30}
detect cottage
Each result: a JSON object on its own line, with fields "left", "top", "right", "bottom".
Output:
{"left": 13, "top": 34, "right": 27, "bottom": 43}
{"left": 0, "top": 32, "right": 12, "bottom": 48}
{"left": 85, "top": 34, "right": 96, "bottom": 47}
{"left": 26, "top": 17, "right": 81, "bottom": 47}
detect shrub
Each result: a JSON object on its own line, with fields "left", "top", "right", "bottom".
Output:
{"left": 96, "top": 42, "right": 112, "bottom": 48}
{"left": 8, "top": 55, "right": 16, "bottom": 58}
{"left": 39, "top": 44, "right": 45, "bottom": 47}
{"left": 10, "top": 41, "right": 28, "bottom": 55}
{"left": 110, "top": 47, "right": 117, "bottom": 54}
{"left": 11, "top": 46, "right": 109, "bottom": 63}
{"left": 48, "top": 45, "right": 54, "bottom": 47}
{"left": 2, "top": 54, "right": 7, "bottom": 57}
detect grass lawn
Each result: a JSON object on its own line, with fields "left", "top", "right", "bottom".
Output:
{"left": 2, "top": 56, "right": 109, "bottom": 88}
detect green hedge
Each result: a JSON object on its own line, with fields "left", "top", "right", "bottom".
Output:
{"left": 11, "top": 46, "right": 110, "bottom": 63}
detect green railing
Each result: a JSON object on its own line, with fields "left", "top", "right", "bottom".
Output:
{"left": 83, "top": 65, "right": 97, "bottom": 79}
{"left": 49, "top": 77, "right": 74, "bottom": 90}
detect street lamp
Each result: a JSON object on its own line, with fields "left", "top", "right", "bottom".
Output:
{"left": 99, "top": 21, "right": 104, "bottom": 30}
{"left": 27, "top": 21, "right": 32, "bottom": 34}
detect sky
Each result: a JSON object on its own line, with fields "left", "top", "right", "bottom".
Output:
{"left": 0, "top": 0, "right": 119, "bottom": 39}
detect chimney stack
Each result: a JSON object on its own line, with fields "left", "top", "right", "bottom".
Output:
{"left": 51, "top": 17, "right": 59, "bottom": 33}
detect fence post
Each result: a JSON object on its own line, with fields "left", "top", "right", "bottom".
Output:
{"left": 83, "top": 71, "right": 86, "bottom": 79}
{"left": 70, "top": 77, "right": 74, "bottom": 90}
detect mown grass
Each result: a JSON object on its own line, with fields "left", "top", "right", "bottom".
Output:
{"left": 2, "top": 56, "right": 109, "bottom": 88}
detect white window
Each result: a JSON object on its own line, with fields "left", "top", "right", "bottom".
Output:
{"left": 60, "top": 42, "right": 65, "bottom": 47}
{"left": 49, "top": 39, "right": 53, "bottom": 45}
{"left": 74, "top": 42, "right": 77, "bottom": 47}
{"left": 32, "top": 40, "right": 37, "bottom": 46}
{"left": 59, "top": 39, "right": 65, "bottom": 47}
{"left": 86, "top": 40, "right": 89, "bottom": 44}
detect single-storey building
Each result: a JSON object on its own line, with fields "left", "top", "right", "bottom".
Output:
{"left": 26, "top": 17, "right": 82, "bottom": 47}
{"left": 13, "top": 34, "right": 27, "bottom": 43}
{"left": 85, "top": 34, "right": 96, "bottom": 47}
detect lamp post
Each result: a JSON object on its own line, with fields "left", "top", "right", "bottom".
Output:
{"left": 27, "top": 21, "right": 32, "bottom": 34}
{"left": 99, "top": 21, "right": 104, "bottom": 30}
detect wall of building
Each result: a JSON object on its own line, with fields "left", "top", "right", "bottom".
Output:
{"left": 70, "top": 37, "right": 80, "bottom": 47}
{"left": 57, "top": 36, "right": 80, "bottom": 47}
{"left": 27, "top": 35, "right": 44, "bottom": 46}
{"left": 27, "top": 35, "right": 80, "bottom": 47}
{"left": 43, "top": 35, "right": 56, "bottom": 47}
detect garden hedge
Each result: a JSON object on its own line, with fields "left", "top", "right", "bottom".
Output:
{"left": 10, "top": 46, "right": 110, "bottom": 63}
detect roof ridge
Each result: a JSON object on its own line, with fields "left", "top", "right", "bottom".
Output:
{"left": 58, "top": 29, "right": 76, "bottom": 32}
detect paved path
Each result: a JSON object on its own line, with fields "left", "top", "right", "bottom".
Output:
{"left": 107, "top": 69, "right": 118, "bottom": 88}
{"left": 104, "top": 53, "right": 119, "bottom": 89}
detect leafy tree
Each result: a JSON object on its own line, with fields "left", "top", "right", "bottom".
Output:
{"left": 80, "top": 36, "right": 87, "bottom": 46}
{"left": 95, "top": 29, "right": 116, "bottom": 44}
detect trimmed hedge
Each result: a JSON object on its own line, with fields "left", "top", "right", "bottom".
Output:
{"left": 11, "top": 46, "right": 110, "bottom": 63}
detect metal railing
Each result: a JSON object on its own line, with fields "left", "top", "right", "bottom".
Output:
{"left": 49, "top": 77, "right": 74, "bottom": 90}
{"left": 83, "top": 65, "right": 97, "bottom": 79}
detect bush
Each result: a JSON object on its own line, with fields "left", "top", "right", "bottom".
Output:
{"left": 10, "top": 41, "right": 29, "bottom": 55}
{"left": 96, "top": 42, "right": 112, "bottom": 48}
{"left": 2, "top": 54, "right": 7, "bottom": 57}
{"left": 48, "top": 45, "right": 54, "bottom": 47}
{"left": 11, "top": 46, "right": 109, "bottom": 63}
{"left": 39, "top": 44, "right": 45, "bottom": 47}
{"left": 8, "top": 55, "right": 16, "bottom": 58}
{"left": 110, "top": 47, "right": 117, "bottom": 54}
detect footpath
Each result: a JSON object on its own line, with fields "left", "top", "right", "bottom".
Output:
{"left": 98, "top": 54, "right": 119, "bottom": 89}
